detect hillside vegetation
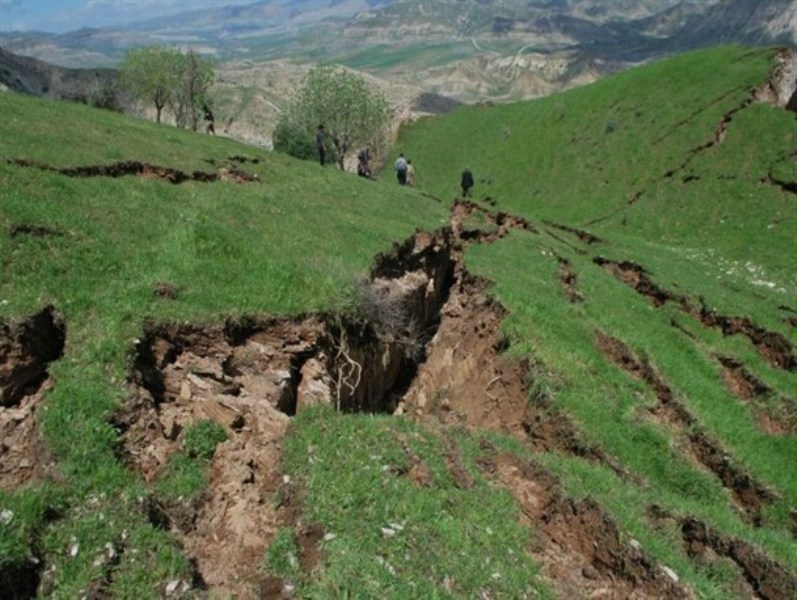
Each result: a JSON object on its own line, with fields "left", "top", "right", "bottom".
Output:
{"left": 1, "top": 44, "right": 796, "bottom": 599}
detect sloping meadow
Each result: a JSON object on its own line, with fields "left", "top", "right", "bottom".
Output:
{"left": 395, "top": 44, "right": 797, "bottom": 597}
{"left": 0, "top": 44, "right": 795, "bottom": 598}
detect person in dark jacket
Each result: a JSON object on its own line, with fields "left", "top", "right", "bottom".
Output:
{"left": 316, "top": 124, "right": 327, "bottom": 166}
{"left": 395, "top": 153, "right": 408, "bottom": 185}
{"left": 357, "top": 146, "right": 371, "bottom": 178}
{"left": 461, "top": 167, "right": 474, "bottom": 197}
{"left": 203, "top": 104, "right": 215, "bottom": 135}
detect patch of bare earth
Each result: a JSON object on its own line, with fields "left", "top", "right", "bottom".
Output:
{"left": 391, "top": 203, "right": 695, "bottom": 595}
{"left": 594, "top": 257, "right": 797, "bottom": 373}
{"left": 0, "top": 307, "right": 64, "bottom": 598}
{"left": 119, "top": 317, "right": 330, "bottom": 598}
{"left": 9, "top": 158, "right": 259, "bottom": 184}
{"left": 480, "top": 453, "right": 691, "bottom": 599}
{"left": 543, "top": 221, "right": 603, "bottom": 245}
{"left": 681, "top": 517, "right": 797, "bottom": 600}
{"left": 398, "top": 273, "right": 532, "bottom": 435}
{"left": 718, "top": 355, "right": 796, "bottom": 435}
{"left": 112, "top": 228, "right": 460, "bottom": 596}
{"left": 595, "top": 332, "right": 778, "bottom": 525}
{"left": 451, "top": 200, "right": 536, "bottom": 243}
{"left": 555, "top": 254, "right": 584, "bottom": 303}
{"left": 0, "top": 306, "right": 65, "bottom": 490}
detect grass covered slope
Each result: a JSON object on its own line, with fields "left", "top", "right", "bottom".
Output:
{"left": 0, "top": 44, "right": 795, "bottom": 599}
{"left": 393, "top": 44, "right": 797, "bottom": 596}
{"left": 398, "top": 45, "right": 796, "bottom": 294}
{"left": 0, "top": 92, "right": 451, "bottom": 597}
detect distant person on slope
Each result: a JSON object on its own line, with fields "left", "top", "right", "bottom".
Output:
{"left": 395, "top": 153, "right": 408, "bottom": 185}
{"left": 406, "top": 160, "right": 415, "bottom": 186}
{"left": 202, "top": 104, "right": 215, "bottom": 136}
{"left": 357, "top": 145, "right": 371, "bottom": 178}
{"left": 316, "top": 124, "right": 327, "bottom": 166}
{"left": 461, "top": 167, "right": 474, "bottom": 197}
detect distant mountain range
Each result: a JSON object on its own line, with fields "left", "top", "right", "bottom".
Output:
{"left": 1, "top": 0, "right": 794, "bottom": 145}
{"left": 1, "top": 0, "right": 793, "bottom": 69}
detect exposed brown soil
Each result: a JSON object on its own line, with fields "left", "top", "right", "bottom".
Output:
{"left": 398, "top": 273, "right": 533, "bottom": 435}
{"left": 543, "top": 221, "right": 603, "bottom": 245}
{"left": 595, "top": 332, "right": 777, "bottom": 524}
{"left": 718, "top": 356, "right": 772, "bottom": 400}
{"left": 682, "top": 517, "right": 797, "bottom": 600}
{"left": 697, "top": 305, "right": 797, "bottom": 373}
{"left": 119, "top": 317, "right": 328, "bottom": 598}
{"left": 555, "top": 255, "right": 584, "bottom": 303}
{"left": 646, "top": 505, "right": 769, "bottom": 599}
{"left": 595, "top": 256, "right": 797, "bottom": 373}
{"left": 450, "top": 200, "right": 537, "bottom": 243}
{"left": 594, "top": 257, "right": 688, "bottom": 308}
{"left": 717, "top": 355, "right": 796, "bottom": 435}
{"left": 0, "top": 306, "right": 65, "bottom": 490}
{"left": 9, "top": 158, "right": 258, "bottom": 184}
{"left": 482, "top": 453, "right": 692, "bottom": 599}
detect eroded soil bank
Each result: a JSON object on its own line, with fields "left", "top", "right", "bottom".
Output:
{"left": 5, "top": 199, "right": 794, "bottom": 598}
{"left": 0, "top": 306, "right": 64, "bottom": 490}
{"left": 114, "top": 201, "right": 700, "bottom": 598}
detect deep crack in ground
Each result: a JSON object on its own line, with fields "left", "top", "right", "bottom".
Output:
{"left": 9, "top": 158, "right": 259, "bottom": 184}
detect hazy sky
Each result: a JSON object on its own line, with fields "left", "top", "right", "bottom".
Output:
{"left": 0, "top": 0, "right": 256, "bottom": 33}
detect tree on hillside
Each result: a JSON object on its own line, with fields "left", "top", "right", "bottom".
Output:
{"left": 119, "top": 46, "right": 179, "bottom": 125}
{"left": 274, "top": 65, "right": 390, "bottom": 169}
{"left": 170, "top": 49, "right": 215, "bottom": 132}
{"left": 119, "top": 46, "right": 215, "bottom": 129}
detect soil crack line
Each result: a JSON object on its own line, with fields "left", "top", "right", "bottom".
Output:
{"left": 594, "top": 256, "right": 797, "bottom": 372}
{"left": 681, "top": 516, "right": 797, "bottom": 600}
{"left": 9, "top": 158, "right": 259, "bottom": 184}
{"left": 595, "top": 331, "right": 778, "bottom": 524}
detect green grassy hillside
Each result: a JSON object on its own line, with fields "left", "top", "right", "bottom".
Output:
{"left": 1, "top": 44, "right": 796, "bottom": 599}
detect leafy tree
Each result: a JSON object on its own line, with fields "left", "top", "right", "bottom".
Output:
{"left": 119, "top": 46, "right": 214, "bottom": 129}
{"left": 272, "top": 110, "right": 318, "bottom": 161}
{"left": 274, "top": 65, "right": 390, "bottom": 169}
{"left": 118, "top": 46, "right": 179, "bottom": 124}
{"left": 170, "top": 49, "right": 215, "bottom": 132}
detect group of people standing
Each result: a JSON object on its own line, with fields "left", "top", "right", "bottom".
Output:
{"left": 316, "top": 125, "right": 472, "bottom": 196}
{"left": 393, "top": 153, "right": 415, "bottom": 186}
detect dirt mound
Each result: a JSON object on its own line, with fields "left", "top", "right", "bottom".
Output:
{"left": 0, "top": 306, "right": 65, "bottom": 490}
